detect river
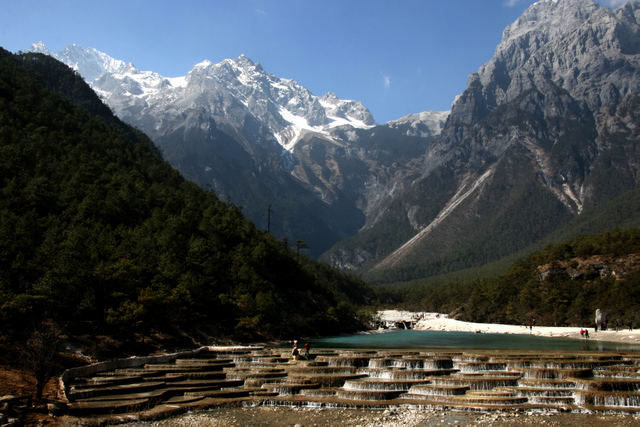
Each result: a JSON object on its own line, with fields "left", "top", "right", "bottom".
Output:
{"left": 301, "top": 329, "right": 640, "bottom": 352}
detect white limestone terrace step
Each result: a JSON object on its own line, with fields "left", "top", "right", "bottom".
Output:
{"left": 466, "top": 389, "right": 516, "bottom": 397}
{"left": 164, "top": 395, "right": 205, "bottom": 405}
{"left": 68, "top": 375, "right": 145, "bottom": 389}
{"left": 335, "top": 388, "right": 406, "bottom": 401}
{"left": 67, "top": 381, "right": 166, "bottom": 400}
{"left": 299, "top": 387, "right": 340, "bottom": 397}
{"left": 506, "top": 360, "right": 620, "bottom": 369}
{"left": 313, "top": 355, "right": 372, "bottom": 367}
{"left": 495, "top": 386, "right": 575, "bottom": 398}
{"left": 454, "top": 362, "right": 508, "bottom": 372}
{"left": 72, "top": 390, "right": 166, "bottom": 403}
{"left": 369, "top": 357, "right": 453, "bottom": 370}
{"left": 500, "top": 387, "right": 577, "bottom": 406}
{"left": 68, "top": 398, "right": 150, "bottom": 415}
{"left": 400, "top": 393, "right": 530, "bottom": 406}
{"left": 287, "top": 372, "right": 369, "bottom": 387}
{"left": 594, "top": 364, "right": 639, "bottom": 373}
{"left": 141, "top": 362, "right": 235, "bottom": 373}
{"left": 164, "top": 371, "right": 226, "bottom": 380}
{"left": 162, "top": 379, "right": 244, "bottom": 390}
{"left": 428, "top": 375, "right": 520, "bottom": 390}
{"left": 405, "top": 384, "right": 470, "bottom": 397}
{"left": 364, "top": 368, "right": 458, "bottom": 380}
{"left": 60, "top": 346, "right": 640, "bottom": 423}
{"left": 285, "top": 365, "right": 359, "bottom": 375}
{"left": 112, "top": 368, "right": 167, "bottom": 378}
{"left": 175, "top": 358, "right": 234, "bottom": 365}
{"left": 573, "top": 377, "right": 640, "bottom": 391}
{"left": 517, "top": 378, "right": 577, "bottom": 388}
{"left": 574, "top": 390, "right": 640, "bottom": 407}
{"left": 517, "top": 367, "right": 594, "bottom": 379}
{"left": 457, "top": 370, "right": 521, "bottom": 378}
{"left": 224, "top": 369, "right": 287, "bottom": 381}
{"left": 342, "top": 378, "right": 431, "bottom": 391}
{"left": 261, "top": 381, "right": 321, "bottom": 395}
{"left": 244, "top": 377, "right": 291, "bottom": 388}
{"left": 183, "top": 387, "right": 251, "bottom": 398}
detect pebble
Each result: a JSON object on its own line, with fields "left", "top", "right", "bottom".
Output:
{"left": 119, "top": 407, "right": 640, "bottom": 427}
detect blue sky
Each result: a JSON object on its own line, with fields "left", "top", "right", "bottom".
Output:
{"left": 0, "top": 0, "right": 630, "bottom": 123}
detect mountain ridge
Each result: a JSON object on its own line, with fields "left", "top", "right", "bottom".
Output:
{"left": 29, "top": 41, "right": 448, "bottom": 258}
{"left": 29, "top": 44, "right": 385, "bottom": 151}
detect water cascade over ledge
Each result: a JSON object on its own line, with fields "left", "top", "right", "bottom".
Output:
{"left": 58, "top": 344, "right": 640, "bottom": 423}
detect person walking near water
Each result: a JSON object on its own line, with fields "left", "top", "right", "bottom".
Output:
{"left": 304, "top": 342, "right": 310, "bottom": 359}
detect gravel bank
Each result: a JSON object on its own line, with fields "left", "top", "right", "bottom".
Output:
{"left": 122, "top": 406, "right": 640, "bottom": 427}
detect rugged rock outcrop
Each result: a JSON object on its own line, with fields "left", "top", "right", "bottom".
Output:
{"left": 536, "top": 253, "right": 640, "bottom": 281}
{"left": 324, "top": 0, "right": 640, "bottom": 279}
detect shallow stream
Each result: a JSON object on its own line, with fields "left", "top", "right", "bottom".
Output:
{"left": 305, "top": 330, "right": 640, "bottom": 352}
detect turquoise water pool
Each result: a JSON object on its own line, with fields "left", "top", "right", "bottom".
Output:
{"left": 303, "top": 330, "right": 640, "bottom": 352}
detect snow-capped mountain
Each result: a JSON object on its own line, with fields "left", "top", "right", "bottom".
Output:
{"left": 29, "top": 43, "right": 376, "bottom": 152}
{"left": 30, "top": 42, "right": 129, "bottom": 82}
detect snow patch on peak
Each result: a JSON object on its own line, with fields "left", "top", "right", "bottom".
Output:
{"left": 321, "top": 92, "right": 341, "bottom": 104}
{"left": 58, "top": 45, "right": 129, "bottom": 81}
{"left": 275, "top": 92, "right": 376, "bottom": 151}
{"left": 167, "top": 76, "right": 188, "bottom": 88}
{"left": 233, "top": 54, "right": 255, "bottom": 67}
{"left": 194, "top": 60, "right": 214, "bottom": 69}
{"left": 28, "top": 41, "right": 52, "bottom": 56}
{"left": 387, "top": 110, "right": 449, "bottom": 137}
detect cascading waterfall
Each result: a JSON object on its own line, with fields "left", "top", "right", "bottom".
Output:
{"left": 62, "top": 348, "right": 640, "bottom": 420}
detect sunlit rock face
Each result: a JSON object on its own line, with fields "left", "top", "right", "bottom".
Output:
{"left": 323, "top": 0, "right": 640, "bottom": 278}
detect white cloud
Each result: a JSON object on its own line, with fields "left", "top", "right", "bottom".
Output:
{"left": 504, "top": 0, "right": 523, "bottom": 7}
{"left": 384, "top": 75, "right": 391, "bottom": 90}
{"left": 255, "top": 8, "right": 266, "bottom": 15}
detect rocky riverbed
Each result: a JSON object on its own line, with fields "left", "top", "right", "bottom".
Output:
{"left": 122, "top": 406, "right": 640, "bottom": 427}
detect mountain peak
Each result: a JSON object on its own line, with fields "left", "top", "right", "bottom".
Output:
{"left": 28, "top": 41, "right": 52, "bottom": 56}
{"left": 234, "top": 54, "right": 255, "bottom": 66}
{"left": 500, "top": 0, "right": 600, "bottom": 52}
{"left": 193, "top": 59, "right": 214, "bottom": 69}
{"left": 33, "top": 43, "right": 129, "bottom": 82}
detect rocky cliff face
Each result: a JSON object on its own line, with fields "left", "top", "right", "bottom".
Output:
{"left": 536, "top": 253, "right": 640, "bottom": 282}
{"left": 323, "top": 0, "right": 640, "bottom": 279}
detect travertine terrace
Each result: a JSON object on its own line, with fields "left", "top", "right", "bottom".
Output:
{"left": 57, "top": 346, "right": 640, "bottom": 424}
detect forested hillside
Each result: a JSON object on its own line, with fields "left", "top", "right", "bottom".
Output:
{"left": 390, "top": 228, "right": 640, "bottom": 328}
{"left": 0, "top": 49, "right": 374, "bottom": 349}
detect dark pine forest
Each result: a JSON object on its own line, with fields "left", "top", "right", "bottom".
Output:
{"left": 0, "top": 49, "right": 375, "bottom": 352}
